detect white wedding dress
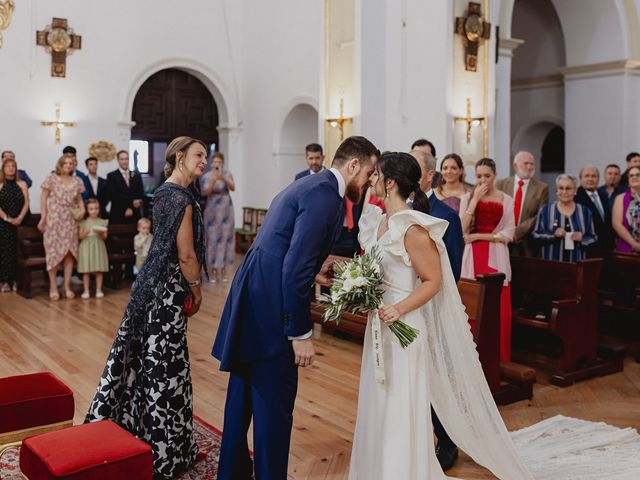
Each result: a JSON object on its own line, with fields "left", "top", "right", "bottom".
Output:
{"left": 349, "top": 205, "right": 640, "bottom": 480}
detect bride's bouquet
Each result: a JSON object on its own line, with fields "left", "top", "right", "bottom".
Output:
{"left": 319, "top": 246, "right": 419, "bottom": 348}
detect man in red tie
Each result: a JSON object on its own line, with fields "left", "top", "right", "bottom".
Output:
{"left": 496, "top": 151, "right": 549, "bottom": 256}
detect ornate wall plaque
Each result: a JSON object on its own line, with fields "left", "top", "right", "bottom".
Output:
{"left": 0, "top": 0, "right": 15, "bottom": 48}
{"left": 455, "top": 2, "right": 491, "bottom": 72}
{"left": 36, "top": 17, "right": 82, "bottom": 77}
{"left": 89, "top": 141, "right": 117, "bottom": 162}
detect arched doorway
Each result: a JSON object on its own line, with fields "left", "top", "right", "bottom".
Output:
{"left": 131, "top": 68, "right": 219, "bottom": 181}
{"left": 274, "top": 103, "right": 319, "bottom": 192}
{"left": 510, "top": 0, "right": 565, "bottom": 173}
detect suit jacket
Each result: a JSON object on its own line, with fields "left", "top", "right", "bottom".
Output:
{"left": 105, "top": 169, "right": 144, "bottom": 223}
{"left": 331, "top": 194, "right": 366, "bottom": 258}
{"left": 213, "top": 169, "right": 344, "bottom": 371}
{"left": 18, "top": 170, "right": 32, "bottom": 188}
{"left": 294, "top": 169, "right": 311, "bottom": 181}
{"left": 597, "top": 184, "right": 625, "bottom": 209}
{"left": 495, "top": 176, "right": 549, "bottom": 256}
{"left": 575, "top": 186, "right": 615, "bottom": 255}
{"left": 82, "top": 175, "right": 108, "bottom": 215}
{"left": 428, "top": 195, "right": 463, "bottom": 282}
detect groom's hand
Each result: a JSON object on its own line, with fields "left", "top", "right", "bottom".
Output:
{"left": 292, "top": 338, "right": 315, "bottom": 367}
{"left": 315, "top": 261, "right": 334, "bottom": 286}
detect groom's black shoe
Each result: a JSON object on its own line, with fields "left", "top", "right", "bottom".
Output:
{"left": 436, "top": 445, "right": 458, "bottom": 471}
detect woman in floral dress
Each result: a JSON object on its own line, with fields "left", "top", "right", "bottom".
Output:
{"left": 201, "top": 151, "right": 235, "bottom": 282}
{"left": 38, "top": 154, "right": 85, "bottom": 300}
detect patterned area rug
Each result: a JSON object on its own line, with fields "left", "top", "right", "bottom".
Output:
{"left": 1, "top": 416, "right": 222, "bottom": 480}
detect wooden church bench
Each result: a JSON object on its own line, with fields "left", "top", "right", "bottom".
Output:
{"left": 510, "top": 256, "right": 623, "bottom": 387}
{"left": 106, "top": 223, "right": 138, "bottom": 289}
{"left": 310, "top": 259, "right": 534, "bottom": 405}
{"left": 15, "top": 226, "right": 47, "bottom": 299}
{"left": 598, "top": 252, "right": 640, "bottom": 320}
{"left": 235, "top": 207, "right": 268, "bottom": 253}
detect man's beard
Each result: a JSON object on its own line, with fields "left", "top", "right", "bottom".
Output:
{"left": 345, "top": 180, "right": 365, "bottom": 202}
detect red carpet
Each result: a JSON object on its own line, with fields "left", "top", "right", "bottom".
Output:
{"left": 1, "top": 416, "right": 296, "bottom": 479}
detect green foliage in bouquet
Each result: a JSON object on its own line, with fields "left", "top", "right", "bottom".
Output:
{"left": 319, "top": 246, "right": 419, "bottom": 348}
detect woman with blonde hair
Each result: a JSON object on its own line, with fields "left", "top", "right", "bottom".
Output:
{"left": 38, "top": 154, "right": 85, "bottom": 300}
{"left": 0, "top": 156, "right": 29, "bottom": 292}
{"left": 434, "top": 153, "right": 472, "bottom": 214}
{"left": 87, "top": 136, "right": 208, "bottom": 479}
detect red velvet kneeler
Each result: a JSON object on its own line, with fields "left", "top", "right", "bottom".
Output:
{"left": 0, "top": 372, "right": 74, "bottom": 444}
{"left": 20, "top": 420, "right": 152, "bottom": 479}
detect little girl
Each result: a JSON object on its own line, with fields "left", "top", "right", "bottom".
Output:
{"left": 134, "top": 217, "right": 153, "bottom": 273}
{"left": 78, "top": 199, "right": 109, "bottom": 299}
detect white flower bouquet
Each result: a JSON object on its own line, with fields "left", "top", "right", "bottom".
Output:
{"left": 319, "top": 246, "right": 419, "bottom": 348}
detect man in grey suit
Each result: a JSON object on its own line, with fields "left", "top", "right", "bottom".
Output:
{"left": 495, "top": 151, "right": 549, "bottom": 256}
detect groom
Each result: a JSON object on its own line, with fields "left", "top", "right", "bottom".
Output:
{"left": 213, "top": 136, "right": 379, "bottom": 479}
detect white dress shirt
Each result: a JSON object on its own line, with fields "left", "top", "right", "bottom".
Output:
{"left": 89, "top": 174, "right": 99, "bottom": 196}
{"left": 512, "top": 175, "right": 530, "bottom": 200}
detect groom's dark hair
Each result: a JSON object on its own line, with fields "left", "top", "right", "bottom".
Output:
{"left": 331, "top": 136, "right": 380, "bottom": 168}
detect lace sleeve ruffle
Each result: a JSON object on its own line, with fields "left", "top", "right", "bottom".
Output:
{"left": 383, "top": 210, "right": 449, "bottom": 266}
{"left": 357, "top": 204, "right": 383, "bottom": 252}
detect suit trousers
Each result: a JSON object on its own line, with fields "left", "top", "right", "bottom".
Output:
{"left": 432, "top": 406, "right": 456, "bottom": 450}
{"left": 218, "top": 348, "right": 298, "bottom": 480}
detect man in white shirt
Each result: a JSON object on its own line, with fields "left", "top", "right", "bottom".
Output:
{"left": 495, "top": 151, "right": 549, "bottom": 256}
{"left": 575, "top": 166, "right": 614, "bottom": 256}
{"left": 105, "top": 150, "right": 144, "bottom": 223}
{"left": 81, "top": 156, "right": 108, "bottom": 217}
{"left": 294, "top": 143, "right": 325, "bottom": 180}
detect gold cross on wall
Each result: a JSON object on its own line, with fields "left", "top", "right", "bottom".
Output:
{"left": 453, "top": 98, "right": 484, "bottom": 143}
{"left": 40, "top": 104, "right": 76, "bottom": 144}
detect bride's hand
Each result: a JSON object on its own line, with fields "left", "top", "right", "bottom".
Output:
{"left": 379, "top": 304, "right": 401, "bottom": 323}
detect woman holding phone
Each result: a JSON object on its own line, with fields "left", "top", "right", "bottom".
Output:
{"left": 201, "top": 151, "right": 236, "bottom": 282}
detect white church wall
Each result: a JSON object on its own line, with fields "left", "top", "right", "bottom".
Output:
{"left": 359, "top": 0, "right": 452, "bottom": 156}
{"left": 0, "top": 0, "right": 242, "bottom": 213}
{"left": 239, "top": 0, "right": 323, "bottom": 210}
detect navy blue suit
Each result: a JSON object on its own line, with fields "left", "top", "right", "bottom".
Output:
{"left": 294, "top": 169, "right": 311, "bottom": 181}
{"left": 427, "top": 193, "right": 464, "bottom": 456}
{"left": 82, "top": 175, "right": 108, "bottom": 216}
{"left": 213, "top": 169, "right": 344, "bottom": 479}
{"left": 428, "top": 195, "right": 463, "bottom": 282}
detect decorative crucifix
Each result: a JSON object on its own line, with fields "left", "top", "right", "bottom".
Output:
{"left": 326, "top": 98, "right": 353, "bottom": 141}
{"left": 41, "top": 104, "right": 76, "bottom": 144}
{"left": 455, "top": 2, "right": 490, "bottom": 72}
{"left": 37, "top": 17, "right": 81, "bottom": 77}
{"left": 453, "top": 98, "right": 484, "bottom": 144}
{"left": 0, "top": 0, "right": 15, "bottom": 48}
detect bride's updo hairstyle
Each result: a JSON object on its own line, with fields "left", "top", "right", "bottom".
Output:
{"left": 378, "top": 151, "right": 431, "bottom": 215}
{"left": 164, "top": 136, "right": 207, "bottom": 177}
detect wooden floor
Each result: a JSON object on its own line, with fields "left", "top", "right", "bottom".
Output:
{"left": 1, "top": 264, "right": 640, "bottom": 479}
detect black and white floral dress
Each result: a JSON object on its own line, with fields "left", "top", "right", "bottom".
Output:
{"left": 86, "top": 182, "right": 206, "bottom": 479}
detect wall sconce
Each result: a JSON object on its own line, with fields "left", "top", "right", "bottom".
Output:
{"left": 453, "top": 97, "right": 485, "bottom": 143}
{"left": 40, "top": 103, "right": 76, "bottom": 144}
{"left": 325, "top": 98, "right": 353, "bottom": 141}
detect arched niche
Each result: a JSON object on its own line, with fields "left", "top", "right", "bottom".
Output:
{"left": 274, "top": 103, "right": 319, "bottom": 188}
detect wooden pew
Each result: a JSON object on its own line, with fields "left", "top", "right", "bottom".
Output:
{"left": 510, "top": 256, "right": 623, "bottom": 387}
{"left": 310, "top": 262, "right": 534, "bottom": 405}
{"left": 106, "top": 223, "right": 138, "bottom": 289}
{"left": 599, "top": 252, "right": 640, "bottom": 319}
{"left": 15, "top": 226, "right": 46, "bottom": 299}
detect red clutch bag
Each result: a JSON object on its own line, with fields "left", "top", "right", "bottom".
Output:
{"left": 184, "top": 293, "right": 194, "bottom": 315}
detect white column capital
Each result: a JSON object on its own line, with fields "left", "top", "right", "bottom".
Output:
{"left": 498, "top": 37, "right": 524, "bottom": 59}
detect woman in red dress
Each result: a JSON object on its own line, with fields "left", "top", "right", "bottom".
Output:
{"left": 459, "top": 158, "right": 515, "bottom": 362}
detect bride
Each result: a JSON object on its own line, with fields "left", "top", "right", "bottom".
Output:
{"left": 349, "top": 151, "right": 530, "bottom": 479}
{"left": 348, "top": 152, "right": 640, "bottom": 480}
